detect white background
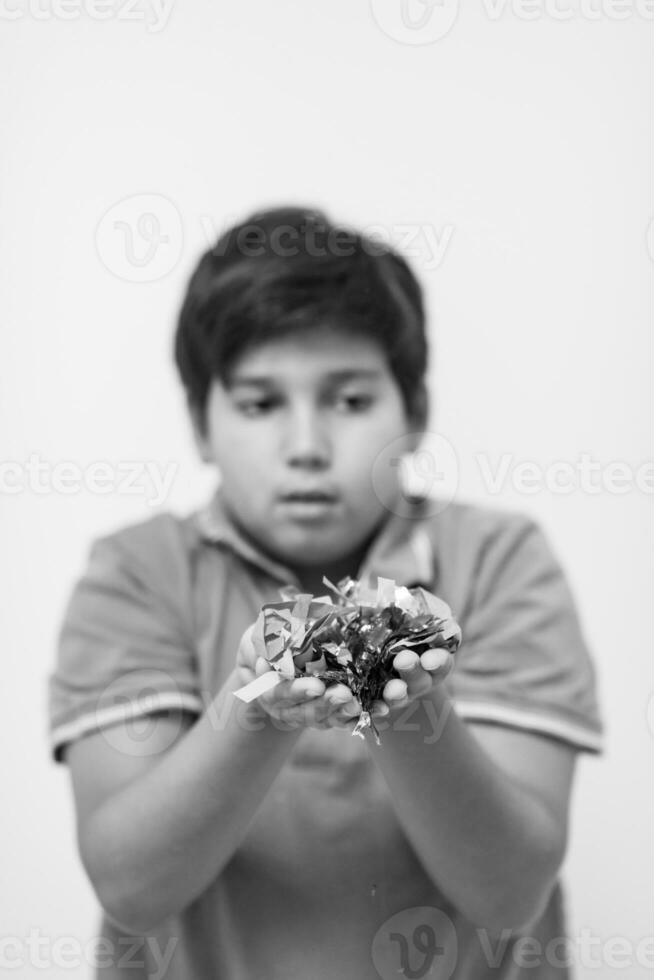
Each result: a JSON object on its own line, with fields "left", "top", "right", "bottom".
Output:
{"left": 1, "top": 2, "right": 653, "bottom": 977}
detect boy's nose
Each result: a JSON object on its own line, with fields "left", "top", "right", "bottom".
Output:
{"left": 283, "top": 411, "right": 332, "bottom": 468}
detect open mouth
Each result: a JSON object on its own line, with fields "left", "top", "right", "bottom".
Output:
{"left": 280, "top": 489, "right": 339, "bottom": 504}
{"left": 282, "top": 494, "right": 337, "bottom": 503}
{"left": 278, "top": 491, "right": 340, "bottom": 516}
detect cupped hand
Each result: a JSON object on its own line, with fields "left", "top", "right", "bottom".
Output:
{"left": 236, "top": 625, "right": 454, "bottom": 732}
{"left": 236, "top": 623, "right": 362, "bottom": 732}
{"left": 374, "top": 646, "right": 454, "bottom": 717}
{"left": 257, "top": 665, "right": 362, "bottom": 731}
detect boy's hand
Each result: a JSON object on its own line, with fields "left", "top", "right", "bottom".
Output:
{"left": 235, "top": 623, "right": 362, "bottom": 732}
{"left": 376, "top": 647, "right": 454, "bottom": 717}
{"left": 236, "top": 626, "right": 453, "bottom": 732}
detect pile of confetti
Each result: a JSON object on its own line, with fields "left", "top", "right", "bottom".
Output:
{"left": 234, "top": 575, "right": 462, "bottom": 744}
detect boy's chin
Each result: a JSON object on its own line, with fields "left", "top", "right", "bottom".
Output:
{"left": 275, "top": 538, "right": 351, "bottom": 569}
{"left": 270, "top": 523, "right": 383, "bottom": 585}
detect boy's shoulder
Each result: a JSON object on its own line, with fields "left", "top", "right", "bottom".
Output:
{"left": 92, "top": 507, "right": 200, "bottom": 560}
{"left": 84, "top": 508, "right": 205, "bottom": 605}
{"left": 419, "top": 495, "right": 538, "bottom": 551}
{"left": 415, "top": 496, "right": 544, "bottom": 612}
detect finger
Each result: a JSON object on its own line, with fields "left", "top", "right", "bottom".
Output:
{"left": 329, "top": 691, "right": 360, "bottom": 718}
{"left": 392, "top": 649, "right": 420, "bottom": 674}
{"left": 392, "top": 649, "right": 434, "bottom": 699}
{"left": 306, "top": 686, "right": 355, "bottom": 727}
{"left": 276, "top": 695, "right": 355, "bottom": 731}
{"left": 260, "top": 675, "right": 325, "bottom": 713}
{"left": 307, "top": 683, "right": 358, "bottom": 726}
{"left": 320, "top": 687, "right": 361, "bottom": 727}
{"left": 286, "top": 677, "right": 326, "bottom": 702}
{"left": 383, "top": 677, "right": 409, "bottom": 705}
{"left": 324, "top": 683, "right": 354, "bottom": 707}
{"left": 325, "top": 701, "right": 361, "bottom": 729}
{"left": 420, "top": 648, "right": 453, "bottom": 674}
{"left": 255, "top": 656, "right": 272, "bottom": 676}
{"left": 370, "top": 699, "right": 390, "bottom": 718}
{"left": 268, "top": 703, "right": 307, "bottom": 729}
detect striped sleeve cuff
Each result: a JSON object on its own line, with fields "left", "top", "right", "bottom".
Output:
{"left": 49, "top": 690, "right": 205, "bottom": 763}
{"left": 452, "top": 699, "right": 605, "bottom": 755}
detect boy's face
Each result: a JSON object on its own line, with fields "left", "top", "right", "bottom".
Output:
{"left": 194, "top": 326, "right": 423, "bottom": 582}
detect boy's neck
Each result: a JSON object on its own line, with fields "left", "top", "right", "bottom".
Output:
{"left": 289, "top": 526, "right": 383, "bottom": 597}
{"left": 293, "top": 564, "right": 357, "bottom": 598}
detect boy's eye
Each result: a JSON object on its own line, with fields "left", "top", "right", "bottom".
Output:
{"left": 235, "top": 398, "right": 276, "bottom": 416}
{"left": 234, "top": 394, "right": 373, "bottom": 415}
{"left": 335, "top": 393, "right": 373, "bottom": 411}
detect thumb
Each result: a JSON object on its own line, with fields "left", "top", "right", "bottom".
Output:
{"left": 255, "top": 656, "right": 272, "bottom": 676}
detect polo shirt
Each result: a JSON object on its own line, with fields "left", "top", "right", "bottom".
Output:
{"left": 47, "top": 486, "right": 605, "bottom": 980}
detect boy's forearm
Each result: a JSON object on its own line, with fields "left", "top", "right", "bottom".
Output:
{"left": 83, "top": 668, "right": 302, "bottom": 934}
{"left": 369, "top": 685, "right": 565, "bottom": 935}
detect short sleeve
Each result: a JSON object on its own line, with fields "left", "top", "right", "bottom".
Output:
{"left": 47, "top": 526, "right": 204, "bottom": 764}
{"left": 449, "top": 512, "right": 606, "bottom": 755}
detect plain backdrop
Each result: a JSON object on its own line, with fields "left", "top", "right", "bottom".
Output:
{"left": 1, "top": 3, "right": 653, "bottom": 978}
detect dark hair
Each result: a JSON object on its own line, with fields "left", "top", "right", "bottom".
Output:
{"left": 173, "top": 205, "right": 429, "bottom": 435}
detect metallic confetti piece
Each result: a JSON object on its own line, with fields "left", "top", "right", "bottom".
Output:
{"left": 234, "top": 670, "right": 282, "bottom": 702}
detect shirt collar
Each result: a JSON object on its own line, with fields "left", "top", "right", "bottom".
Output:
{"left": 194, "top": 483, "right": 435, "bottom": 592}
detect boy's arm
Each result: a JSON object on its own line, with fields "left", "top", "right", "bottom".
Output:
{"left": 368, "top": 683, "right": 576, "bottom": 937}
{"left": 365, "top": 509, "right": 601, "bottom": 935}
{"left": 68, "top": 666, "right": 304, "bottom": 934}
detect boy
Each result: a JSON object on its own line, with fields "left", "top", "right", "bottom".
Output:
{"left": 48, "top": 206, "right": 604, "bottom": 979}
